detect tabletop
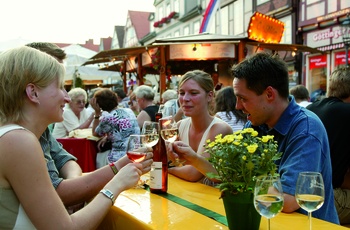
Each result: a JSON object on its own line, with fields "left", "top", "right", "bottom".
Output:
{"left": 97, "top": 174, "right": 347, "bottom": 230}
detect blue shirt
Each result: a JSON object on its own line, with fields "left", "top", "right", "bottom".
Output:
{"left": 245, "top": 96, "right": 339, "bottom": 224}
{"left": 40, "top": 128, "right": 77, "bottom": 189}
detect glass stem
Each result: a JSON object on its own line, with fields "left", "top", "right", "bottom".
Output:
{"left": 267, "top": 218, "right": 270, "bottom": 230}
{"left": 308, "top": 212, "right": 312, "bottom": 230}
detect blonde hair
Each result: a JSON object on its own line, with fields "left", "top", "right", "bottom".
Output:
{"left": 0, "top": 46, "right": 65, "bottom": 124}
{"left": 161, "top": 89, "right": 178, "bottom": 102}
{"left": 68, "top": 87, "right": 88, "bottom": 102}
{"left": 133, "top": 85, "right": 155, "bottom": 101}
{"left": 178, "top": 70, "right": 214, "bottom": 93}
{"left": 327, "top": 66, "right": 350, "bottom": 99}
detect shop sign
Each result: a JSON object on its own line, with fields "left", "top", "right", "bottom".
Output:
{"left": 247, "top": 12, "right": 285, "bottom": 43}
{"left": 169, "top": 43, "right": 235, "bottom": 60}
{"left": 334, "top": 51, "right": 350, "bottom": 66}
{"left": 309, "top": 55, "right": 327, "bottom": 69}
{"left": 306, "top": 26, "right": 344, "bottom": 48}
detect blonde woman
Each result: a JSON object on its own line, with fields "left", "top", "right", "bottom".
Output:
{"left": 167, "top": 70, "right": 233, "bottom": 183}
{"left": 0, "top": 46, "right": 150, "bottom": 229}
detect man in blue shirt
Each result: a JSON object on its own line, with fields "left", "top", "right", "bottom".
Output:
{"left": 231, "top": 52, "right": 339, "bottom": 224}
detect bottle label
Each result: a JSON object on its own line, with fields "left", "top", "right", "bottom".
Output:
{"left": 150, "top": 162, "right": 163, "bottom": 189}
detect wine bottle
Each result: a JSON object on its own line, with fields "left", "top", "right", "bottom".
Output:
{"left": 150, "top": 112, "right": 168, "bottom": 193}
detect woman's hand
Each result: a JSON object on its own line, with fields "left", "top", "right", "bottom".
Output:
{"left": 97, "top": 136, "right": 108, "bottom": 152}
{"left": 167, "top": 141, "right": 196, "bottom": 165}
{"left": 113, "top": 163, "right": 143, "bottom": 190}
{"left": 89, "top": 98, "right": 101, "bottom": 115}
{"left": 115, "top": 150, "right": 153, "bottom": 175}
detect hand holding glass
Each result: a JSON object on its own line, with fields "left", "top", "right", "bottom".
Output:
{"left": 141, "top": 121, "right": 159, "bottom": 147}
{"left": 159, "top": 112, "right": 183, "bottom": 166}
{"left": 254, "top": 175, "right": 284, "bottom": 230}
{"left": 126, "top": 135, "right": 147, "bottom": 163}
{"left": 295, "top": 172, "right": 325, "bottom": 230}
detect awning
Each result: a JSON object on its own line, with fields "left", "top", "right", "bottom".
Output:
{"left": 246, "top": 42, "right": 323, "bottom": 54}
{"left": 82, "top": 45, "right": 159, "bottom": 66}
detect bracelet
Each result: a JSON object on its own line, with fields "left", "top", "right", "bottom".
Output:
{"left": 109, "top": 162, "right": 118, "bottom": 175}
{"left": 94, "top": 115, "right": 100, "bottom": 119}
{"left": 100, "top": 189, "right": 116, "bottom": 205}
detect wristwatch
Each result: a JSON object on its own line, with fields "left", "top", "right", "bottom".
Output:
{"left": 100, "top": 189, "right": 116, "bottom": 205}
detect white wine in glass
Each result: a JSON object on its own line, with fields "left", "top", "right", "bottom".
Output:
{"left": 295, "top": 172, "right": 325, "bottom": 230}
{"left": 159, "top": 115, "right": 183, "bottom": 167}
{"left": 141, "top": 121, "right": 159, "bottom": 148}
{"left": 254, "top": 175, "right": 284, "bottom": 230}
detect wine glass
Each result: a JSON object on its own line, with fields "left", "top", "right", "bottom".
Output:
{"left": 159, "top": 111, "right": 183, "bottom": 166}
{"left": 254, "top": 175, "right": 284, "bottom": 230}
{"left": 295, "top": 172, "right": 325, "bottom": 230}
{"left": 141, "top": 121, "right": 159, "bottom": 148}
{"left": 126, "top": 134, "right": 147, "bottom": 163}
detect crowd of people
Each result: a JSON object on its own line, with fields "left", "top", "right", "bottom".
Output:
{"left": 1, "top": 42, "right": 349, "bottom": 228}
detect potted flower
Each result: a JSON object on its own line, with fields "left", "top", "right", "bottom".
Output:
{"left": 204, "top": 128, "right": 282, "bottom": 230}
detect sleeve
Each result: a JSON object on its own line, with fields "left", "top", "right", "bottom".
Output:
{"left": 95, "top": 114, "right": 114, "bottom": 136}
{"left": 41, "top": 129, "right": 76, "bottom": 189}
{"left": 277, "top": 131, "right": 325, "bottom": 197}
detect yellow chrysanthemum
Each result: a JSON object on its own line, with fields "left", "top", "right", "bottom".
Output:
{"left": 246, "top": 144, "right": 258, "bottom": 153}
{"left": 261, "top": 136, "right": 267, "bottom": 143}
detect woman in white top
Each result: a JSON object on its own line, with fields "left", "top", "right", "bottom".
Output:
{"left": 214, "top": 86, "right": 247, "bottom": 132}
{"left": 0, "top": 46, "right": 149, "bottom": 229}
{"left": 167, "top": 70, "right": 232, "bottom": 183}
{"left": 52, "top": 87, "right": 94, "bottom": 138}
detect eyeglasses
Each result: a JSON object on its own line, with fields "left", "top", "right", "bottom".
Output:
{"left": 73, "top": 100, "right": 86, "bottom": 104}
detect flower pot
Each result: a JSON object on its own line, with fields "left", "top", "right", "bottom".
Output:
{"left": 222, "top": 192, "right": 261, "bottom": 230}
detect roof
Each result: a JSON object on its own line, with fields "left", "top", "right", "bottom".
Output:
{"left": 152, "top": 33, "right": 322, "bottom": 54}
{"left": 82, "top": 45, "right": 158, "bottom": 66}
{"left": 100, "top": 37, "right": 112, "bottom": 51}
{"left": 82, "top": 39, "right": 99, "bottom": 52}
{"left": 83, "top": 33, "right": 322, "bottom": 66}
{"left": 129, "top": 10, "right": 152, "bottom": 40}
{"left": 246, "top": 41, "right": 323, "bottom": 54}
{"left": 115, "top": 26, "right": 125, "bottom": 49}
{"left": 152, "top": 33, "right": 247, "bottom": 44}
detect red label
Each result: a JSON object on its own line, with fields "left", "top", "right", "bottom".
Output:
{"left": 309, "top": 55, "right": 327, "bottom": 69}
{"left": 334, "top": 51, "right": 350, "bottom": 66}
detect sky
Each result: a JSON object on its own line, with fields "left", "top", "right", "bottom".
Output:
{"left": 0, "top": 0, "right": 155, "bottom": 44}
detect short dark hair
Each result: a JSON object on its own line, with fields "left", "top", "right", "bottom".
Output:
{"left": 25, "top": 42, "right": 66, "bottom": 62}
{"left": 113, "top": 88, "right": 127, "bottom": 99}
{"left": 289, "top": 85, "right": 310, "bottom": 101}
{"left": 94, "top": 88, "right": 119, "bottom": 112}
{"left": 231, "top": 52, "right": 289, "bottom": 99}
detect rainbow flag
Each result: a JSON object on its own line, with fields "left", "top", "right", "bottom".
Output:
{"left": 199, "top": 0, "right": 220, "bottom": 33}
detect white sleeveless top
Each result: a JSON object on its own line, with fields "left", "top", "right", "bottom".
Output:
{"left": 0, "top": 124, "right": 36, "bottom": 230}
{"left": 178, "top": 117, "right": 223, "bottom": 154}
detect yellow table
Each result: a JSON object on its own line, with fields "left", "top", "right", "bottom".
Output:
{"left": 98, "top": 175, "right": 347, "bottom": 230}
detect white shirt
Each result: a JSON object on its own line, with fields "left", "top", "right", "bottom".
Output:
{"left": 298, "top": 100, "right": 312, "bottom": 107}
{"left": 52, "top": 107, "right": 91, "bottom": 138}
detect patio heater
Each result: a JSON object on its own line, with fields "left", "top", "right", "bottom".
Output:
{"left": 341, "top": 14, "right": 350, "bottom": 67}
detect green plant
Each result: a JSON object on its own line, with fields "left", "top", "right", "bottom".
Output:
{"left": 204, "top": 128, "right": 282, "bottom": 196}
